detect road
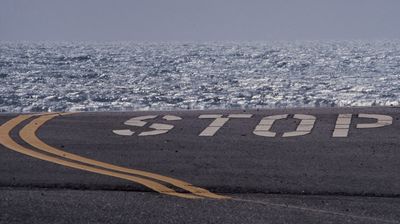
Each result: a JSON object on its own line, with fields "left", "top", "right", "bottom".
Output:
{"left": 1, "top": 107, "right": 400, "bottom": 223}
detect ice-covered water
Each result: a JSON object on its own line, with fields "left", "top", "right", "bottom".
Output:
{"left": 1, "top": 41, "right": 400, "bottom": 112}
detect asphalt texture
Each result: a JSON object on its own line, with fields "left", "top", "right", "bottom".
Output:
{"left": 1, "top": 107, "right": 400, "bottom": 224}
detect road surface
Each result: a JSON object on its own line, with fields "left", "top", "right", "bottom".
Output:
{"left": 1, "top": 107, "right": 400, "bottom": 223}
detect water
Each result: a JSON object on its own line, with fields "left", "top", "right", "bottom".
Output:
{"left": 1, "top": 41, "right": 400, "bottom": 112}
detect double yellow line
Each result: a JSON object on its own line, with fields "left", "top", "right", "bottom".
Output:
{"left": 0, "top": 113, "right": 228, "bottom": 200}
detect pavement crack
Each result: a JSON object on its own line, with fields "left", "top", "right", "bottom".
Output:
{"left": 231, "top": 198, "right": 400, "bottom": 224}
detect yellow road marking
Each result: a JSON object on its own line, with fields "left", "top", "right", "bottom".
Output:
{"left": 20, "top": 113, "right": 228, "bottom": 199}
{"left": 0, "top": 115, "right": 200, "bottom": 199}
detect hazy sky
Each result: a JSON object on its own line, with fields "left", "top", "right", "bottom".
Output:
{"left": 1, "top": 0, "right": 400, "bottom": 41}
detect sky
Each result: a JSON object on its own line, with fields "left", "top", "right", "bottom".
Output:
{"left": 1, "top": 0, "right": 400, "bottom": 41}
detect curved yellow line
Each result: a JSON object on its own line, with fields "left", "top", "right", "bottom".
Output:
{"left": 0, "top": 115, "right": 200, "bottom": 199}
{"left": 20, "top": 113, "right": 229, "bottom": 199}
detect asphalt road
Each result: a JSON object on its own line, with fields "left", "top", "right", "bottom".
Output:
{"left": 1, "top": 107, "right": 400, "bottom": 223}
